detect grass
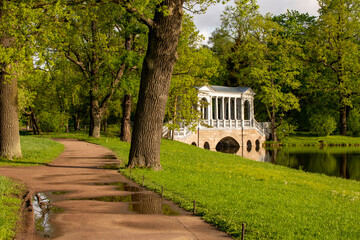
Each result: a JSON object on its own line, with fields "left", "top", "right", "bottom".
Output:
{"left": 0, "top": 136, "right": 64, "bottom": 167}
{"left": 0, "top": 136, "right": 64, "bottom": 239}
{"left": 279, "top": 132, "right": 360, "bottom": 146}
{"left": 48, "top": 132, "right": 360, "bottom": 239}
{"left": 0, "top": 176, "right": 24, "bottom": 240}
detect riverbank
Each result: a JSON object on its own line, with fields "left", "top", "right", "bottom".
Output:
{"left": 0, "top": 137, "right": 64, "bottom": 239}
{"left": 268, "top": 133, "right": 360, "bottom": 147}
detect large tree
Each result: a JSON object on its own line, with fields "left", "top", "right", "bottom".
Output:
{"left": 0, "top": 1, "right": 36, "bottom": 159}
{"left": 308, "top": 0, "right": 360, "bottom": 135}
{"left": 53, "top": 3, "right": 143, "bottom": 138}
{"left": 107, "top": 0, "right": 218, "bottom": 169}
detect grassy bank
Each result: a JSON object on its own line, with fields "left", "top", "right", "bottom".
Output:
{"left": 0, "top": 136, "right": 64, "bottom": 239}
{"left": 0, "top": 136, "right": 64, "bottom": 167}
{"left": 76, "top": 135, "right": 360, "bottom": 239}
{"left": 277, "top": 133, "right": 360, "bottom": 146}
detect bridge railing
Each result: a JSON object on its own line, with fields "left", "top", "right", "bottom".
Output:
{"left": 164, "top": 119, "right": 270, "bottom": 139}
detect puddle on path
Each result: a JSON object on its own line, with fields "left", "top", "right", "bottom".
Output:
{"left": 33, "top": 193, "right": 63, "bottom": 238}
{"left": 98, "top": 163, "right": 120, "bottom": 170}
{"left": 51, "top": 191, "right": 68, "bottom": 195}
{"left": 73, "top": 193, "right": 180, "bottom": 216}
{"left": 95, "top": 182, "right": 142, "bottom": 192}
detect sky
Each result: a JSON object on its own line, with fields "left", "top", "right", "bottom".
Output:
{"left": 192, "top": 0, "right": 320, "bottom": 44}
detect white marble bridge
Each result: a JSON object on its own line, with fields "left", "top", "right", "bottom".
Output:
{"left": 163, "top": 85, "right": 269, "bottom": 159}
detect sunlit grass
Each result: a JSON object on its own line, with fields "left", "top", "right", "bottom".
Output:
{"left": 281, "top": 134, "right": 360, "bottom": 146}
{"left": 0, "top": 176, "right": 24, "bottom": 240}
{"left": 0, "top": 136, "right": 64, "bottom": 167}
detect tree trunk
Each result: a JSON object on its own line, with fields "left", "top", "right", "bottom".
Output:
{"left": 120, "top": 94, "right": 132, "bottom": 142}
{"left": 89, "top": 97, "right": 102, "bottom": 138}
{"left": 128, "top": 0, "right": 184, "bottom": 169}
{"left": 30, "top": 107, "right": 42, "bottom": 135}
{"left": 340, "top": 104, "right": 347, "bottom": 136}
{"left": 0, "top": 67, "right": 22, "bottom": 159}
{"left": 270, "top": 111, "right": 278, "bottom": 142}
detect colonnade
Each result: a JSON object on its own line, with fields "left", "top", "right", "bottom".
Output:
{"left": 201, "top": 96, "right": 252, "bottom": 126}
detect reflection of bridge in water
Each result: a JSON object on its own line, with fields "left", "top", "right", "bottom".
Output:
{"left": 163, "top": 85, "right": 270, "bottom": 158}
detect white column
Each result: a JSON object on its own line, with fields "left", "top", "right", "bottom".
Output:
{"left": 235, "top": 98, "right": 238, "bottom": 128}
{"left": 222, "top": 97, "right": 224, "bottom": 120}
{"left": 241, "top": 98, "right": 244, "bottom": 127}
{"left": 208, "top": 97, "right": 211, "bottom": 122}
{"left": 216, "top": 97, "right": 219, "bottom": 128}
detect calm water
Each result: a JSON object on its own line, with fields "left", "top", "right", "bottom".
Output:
{"left": 216, "top": 146, "right": 360, "bottom": 181}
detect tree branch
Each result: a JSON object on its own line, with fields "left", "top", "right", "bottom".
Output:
{"left": 100, "top": 63, "right": 126, "bottom": 111}
{"left": 109, "top": 0, "right": 155, "bottom": 28}
{"left": 65, "top": 51, "right": 89, "bottom": 78}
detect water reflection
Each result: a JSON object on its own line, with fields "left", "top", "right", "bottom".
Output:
{"left": 216, "top": 145, "right": 266, "bottom": 161}
{"left": 216, "top": 145, "right": 360, "bottom": 181}
{"left": 73, "top": 193, "right": 180, "bottom": 215}
{"left": 265, "top": 147, "right": 360, "bottom": 181}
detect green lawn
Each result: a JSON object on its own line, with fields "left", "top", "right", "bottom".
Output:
{"left": 0, "top": 176, "right": 24, "bottom": 240}
{"left": 280, "top": 133, "right": 360, "bottom": 146}
{"left": 83, "top": 135, "right": 360, "bottom": 240}
{"left": 0, "top": 136, "right": 64, "bottom": 239}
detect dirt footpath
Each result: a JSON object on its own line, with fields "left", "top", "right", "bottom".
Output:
{"left": 0, "top": 139, "right": 231, "bottom": 240}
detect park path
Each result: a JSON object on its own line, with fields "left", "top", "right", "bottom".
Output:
{"left": 0, "top": 139, "right": 231, "bottom": 240}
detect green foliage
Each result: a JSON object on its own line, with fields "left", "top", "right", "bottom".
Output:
{"left": 309, "top": 114, "right": 337, "bottom": 136}
{"left": 348, "top": 108, "right": 360, "bottom": 135}
{"left": 38, "top": 111, "right": 69, "bottom": 133}
{"left": 276, "top": 120, "right": 297, "bottom": 140}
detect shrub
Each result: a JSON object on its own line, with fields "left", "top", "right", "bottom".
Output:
{"left": 39, "top": 111, "right": 69, "bottom": 133}
{"left": 276, "top": 120, "right": 297, "bottom": 140}
{"left": 348, "top": 109, "right": 360, "bottom": 135}
{"left": 309, "top": 114, "right": 337, "bottom": 136}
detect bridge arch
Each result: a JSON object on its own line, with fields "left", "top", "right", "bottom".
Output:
{"left": 216, "top": 137, "right": 240, "bottom": 154}
{"left": 255, "top": 139, "right": 260, "bottom": 152}
{"left": 204, "top": 142, "right": 210, "bottom": 150}
{"left": 246, "top": 140, "right": 252, "bottom": 152}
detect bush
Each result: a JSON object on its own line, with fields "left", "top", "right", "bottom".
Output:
{"left": 348, "top": 109, "right": 360, "bottom": 135}
{"left": 39, "top": 111, "right": 69, "bottom": 133}
{"left": 309, "top": 114, "right": 337, "bottom": 136}
{"left": 276, "top": 120, "right": 297, "bottom": 140}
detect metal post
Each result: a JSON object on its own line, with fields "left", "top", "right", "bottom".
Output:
{"left": 193, "top": 200, "right": 196, "bottom": 214}
{"left": 142, "top": 175, "right": 144, "bottom": 186}
{"left": 241, "top": 223, "right": 246, "bottom": 240}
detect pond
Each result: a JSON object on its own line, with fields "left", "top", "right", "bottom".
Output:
{"left": 216, "top": 146, "right": 360, "bottom": 181}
